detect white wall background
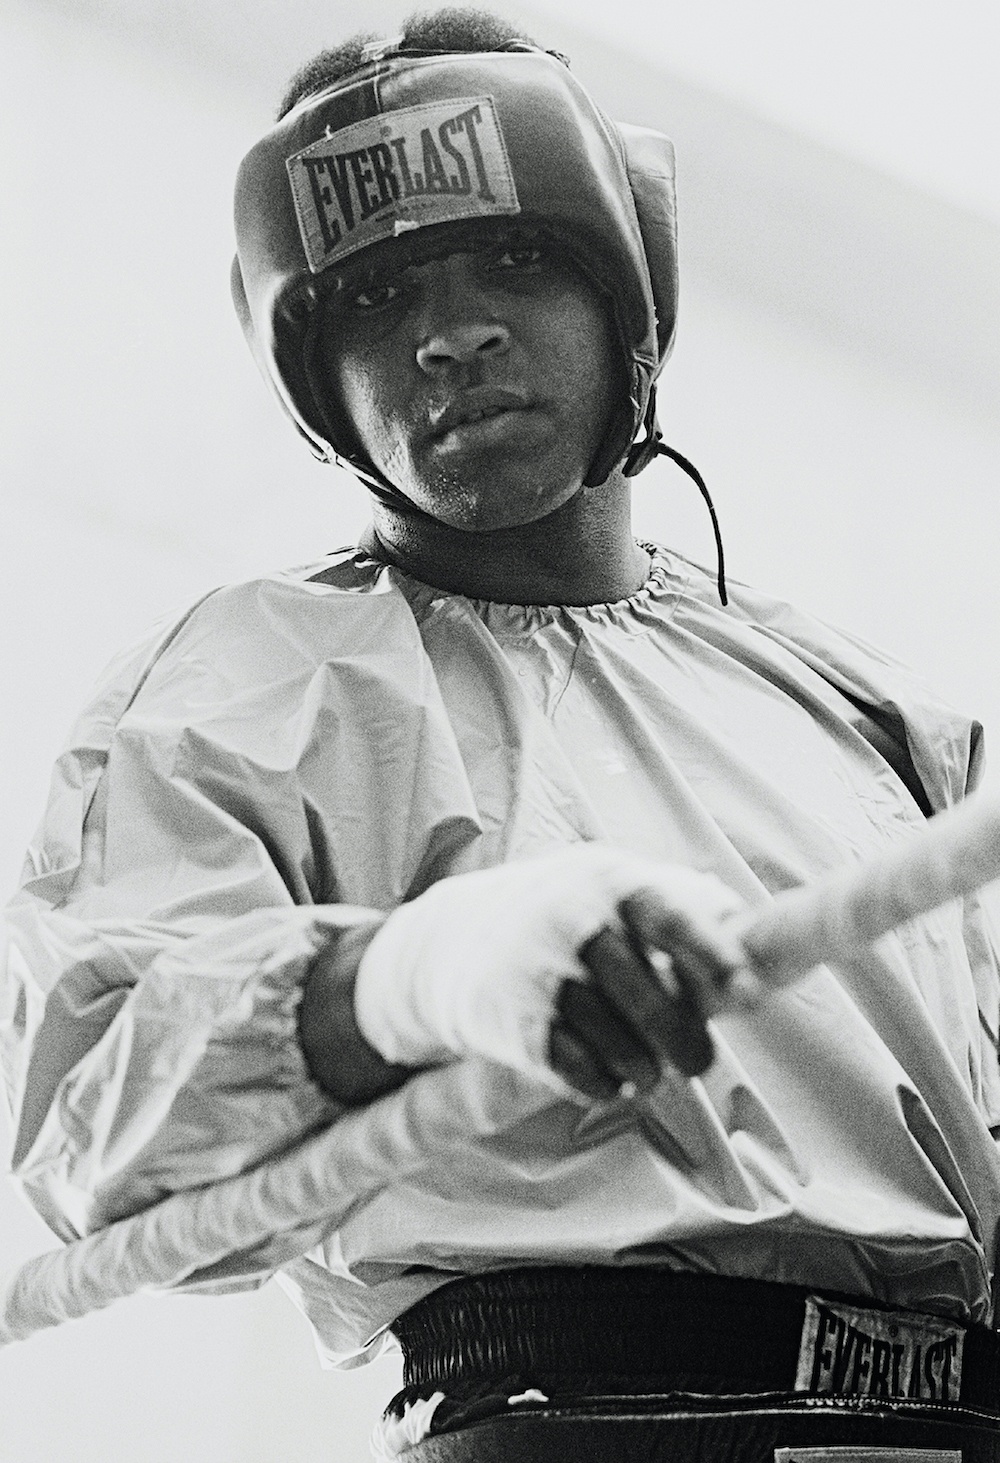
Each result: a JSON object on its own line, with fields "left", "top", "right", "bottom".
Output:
{"left": 1, "top": 1, "right": 997, "bottom": 1459}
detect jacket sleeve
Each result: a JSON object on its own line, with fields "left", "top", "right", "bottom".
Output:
{"left": 0, "top": 578, "right": 451, "bottom": 1248}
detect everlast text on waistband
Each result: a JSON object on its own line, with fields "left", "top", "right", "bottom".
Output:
{"left": 286, "top": 96, "right": 521, "bottom": 272}
{"left": 796, "top": 1298, "right": 965, "bottom": 1404}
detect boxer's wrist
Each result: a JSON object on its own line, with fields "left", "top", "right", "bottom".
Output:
{"left": 298, "top": 919, "right": 415, "bottom": 1105}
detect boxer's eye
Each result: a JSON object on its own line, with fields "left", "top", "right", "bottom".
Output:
{"left": 348, "top": 278, "right": 401, "bottom": 312}
{"left": 488, "top": 244, "right": 545, "bottom": 273}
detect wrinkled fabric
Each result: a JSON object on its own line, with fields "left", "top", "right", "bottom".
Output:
{"left": 370, "top": 1392, "right": 446, "bottom": 1460}
{"left": 3, "top": 545, "right": 1000, "bottom": 1364}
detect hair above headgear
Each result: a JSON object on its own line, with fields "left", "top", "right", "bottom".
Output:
{"left": 231, "top": 40, "right": 679, "bottom": 493}
{"left": 275, "top": 7, "right": 539, "bottom": 120}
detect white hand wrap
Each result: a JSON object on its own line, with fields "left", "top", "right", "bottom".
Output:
{"left": 354, "top": 844, "right": 744, "bottom": 1086}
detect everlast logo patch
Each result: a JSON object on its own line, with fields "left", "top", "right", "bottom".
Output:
{"left": 286, "top": 96, "right": 520, "bottom": 272}
{"left": 795, "top": 1298, "right": 964, "bottom": 1403}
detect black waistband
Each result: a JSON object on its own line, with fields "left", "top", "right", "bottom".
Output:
{"left": 391, "top": 1266, "right": 1000, "bottom": 1411}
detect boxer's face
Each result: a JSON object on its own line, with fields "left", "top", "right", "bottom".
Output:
{"left": 320, "top": 238, "right": 619, "bottom": 531}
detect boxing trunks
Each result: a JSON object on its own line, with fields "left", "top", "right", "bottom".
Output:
{"left": 383, "top": 1268, "right": 1000, "bottom": 1462}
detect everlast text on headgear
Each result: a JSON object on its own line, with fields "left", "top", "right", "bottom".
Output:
{"left": 286, "top": 96, "right": 521, "bottom": 272}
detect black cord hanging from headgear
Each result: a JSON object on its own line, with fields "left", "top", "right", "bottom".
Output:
{"left": 623, "top": 388, "right": 728, "bottom": 605}
{"left": 654, "top": 441, "right": 728, "bottom": 607}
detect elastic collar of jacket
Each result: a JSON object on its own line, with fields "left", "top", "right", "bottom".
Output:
{"left": 231, "top": 45, "right": 679, "bottom": 495}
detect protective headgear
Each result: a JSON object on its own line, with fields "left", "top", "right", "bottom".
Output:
{"left": 231, "top": 41, "right": 678, "bottom": 495}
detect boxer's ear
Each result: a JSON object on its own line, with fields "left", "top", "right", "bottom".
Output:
{"left": 619, "top": 125, "right": 679, "bottom": 365}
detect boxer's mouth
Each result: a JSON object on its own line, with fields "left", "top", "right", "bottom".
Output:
{"left": 428, "top": 388, "right": 535, "bottom": 441}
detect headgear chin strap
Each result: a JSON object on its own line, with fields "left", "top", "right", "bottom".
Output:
{"left": 231, "top": 40, "right": 727, "bottom": 601}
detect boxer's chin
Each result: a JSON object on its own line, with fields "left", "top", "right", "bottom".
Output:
{"left": 388, "top": 439, "right": 589, "bottom": 534}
